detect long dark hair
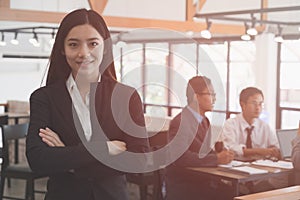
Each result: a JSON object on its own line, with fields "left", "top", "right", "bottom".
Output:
{"left": 46, "top": 8, "right": 116, "bottom": 86}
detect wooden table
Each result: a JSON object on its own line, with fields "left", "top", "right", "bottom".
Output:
{"left": 234, "top": 185, "right": 300, "bottom": 200}
{"left": 188, "top": 163, "right": 294, "bottom": 198}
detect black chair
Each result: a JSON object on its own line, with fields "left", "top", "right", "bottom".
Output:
{"left": 0, "top": 123, "right": 47, "bottom": 200}
{"left": 0, "top": 115, "right": 8, "bottom": 125}
{"left": 126, "top": 170, "right": 164, "bottom": 200}
{"left": 126, "top": 130, "right": 168, "bottom": 200}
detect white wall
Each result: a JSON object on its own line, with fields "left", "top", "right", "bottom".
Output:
{"left": 0, "top": 59, "right": 48, "bottom": 103}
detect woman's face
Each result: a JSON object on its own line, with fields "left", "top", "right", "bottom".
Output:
{"left": 63, "top": 24, "right": 104, "bottom": 81}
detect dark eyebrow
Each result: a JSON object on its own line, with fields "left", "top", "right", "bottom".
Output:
{"left": 87, "top": 37, "right": 101, "bottom": 41}
{"left": 66, "top": 37, "right": 101, "bottom": 42}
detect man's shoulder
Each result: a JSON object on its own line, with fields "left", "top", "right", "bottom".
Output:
{"left": 224, "top": 114, "right": 240, "bottom": 124}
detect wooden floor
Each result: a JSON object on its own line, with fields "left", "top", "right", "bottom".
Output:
{"left": 2, "top": 178, "right": 142, "bottom": 200}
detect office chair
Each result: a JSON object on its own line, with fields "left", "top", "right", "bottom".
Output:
{"left": 0, "top": 123, "right": 47, "bottom": 200}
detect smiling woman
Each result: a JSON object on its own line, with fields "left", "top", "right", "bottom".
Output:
{"left": 26, "top": 8, "right": 149, "bottom": 200}
{"left": 63, "top": 24, "right": 104, "bottom": 83}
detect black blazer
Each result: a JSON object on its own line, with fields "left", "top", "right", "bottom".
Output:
{"left": 26, "top": 76, "right": 149, "bottom": 200}
{"left": 165, "top": 107, "right": 218, "bottom": 200}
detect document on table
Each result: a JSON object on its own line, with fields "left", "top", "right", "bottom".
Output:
{"left": 252, "top": 159, "right": 293, "bottom": 169}
{"left": 218, "top": 160, "right": 249, "bottom": 168}
{"left": 221, "top": 166, "right": 268, "bottom": 175}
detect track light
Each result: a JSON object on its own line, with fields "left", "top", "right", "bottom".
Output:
{"left": 241, "top": 23, "right": 251, "bottom": 41}
{"left": 0, "top": 32, "right": 6, "bottom": 46}
{"left": 29, "top": 30, "right": 40, "bottom": 47}
{"left": 49, "top": 29, "right": 55, "bottom": 45}
{"left": 10, "top": 32, "right": 19, "bottom": 45}
{"left": 241, "top": 34, "right": 251, "bottom": 41}
{"left": 201, "top": 19, "right": 212, "bottom": 39}
{"left": 247, "top": 27, "right": 258, "bottom": 36}
{"left": 246, "top": 14, "right": 258, "bottom": 36}
{"left": 274, "top": 25, "right": 284, "bottom": 43}
{"left": 185, "top": 31, "right": 194, "bottom": 37}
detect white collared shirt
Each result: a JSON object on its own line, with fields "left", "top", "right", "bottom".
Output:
{"left": 187, "top": 106, "right": 204, "bottom": 124}
{"left": 66, "top": 74, "right": 101, "bottom": 141}
{"left": 221, "top": 113, "right": 279, "bottom": 156}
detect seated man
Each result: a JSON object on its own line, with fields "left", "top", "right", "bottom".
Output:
{"left": 221, "top": 87, "right": 283, "bottom": 192}
{"left": 166, "top": 76, "right": 234, "bottom": 200}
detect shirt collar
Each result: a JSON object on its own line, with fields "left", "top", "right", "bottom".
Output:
{"left": 239, "top": 113, "right": 258, "bottom": 130}
{"left": 187, "top": 106, "right": 204, "bottom": 123}
{"left": 66, "top": 73, "right": 101, "bottom": 91}
{"left": 66, "top": 74, "right": 76, "bottom": 92}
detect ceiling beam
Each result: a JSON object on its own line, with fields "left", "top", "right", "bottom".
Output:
{"left": 261, "top": 0, "right": 268, "bottom": 22}
{"left": 103, "top": 15, "right": 245, "bottom": 34}
{"left": 0, "top": 0, "right": 10, "bottom": 8}
{"left": 88, "top": 0, "right": 108, "bottom": 14}
{"left": 195, "top": 5, "right": 300, "bottom": 18}
{"left": 0, "top": 7, "right": 246, "bottom": 35}
{"left": 186, "top": 0, "right": 197, "bottom": 21}
{"left": 198, "top": 0, "right": 207, "bottom": 11}
{"left": 0, "top": 8, "right": 66, "bottom": 23}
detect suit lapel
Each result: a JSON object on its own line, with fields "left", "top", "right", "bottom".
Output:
{"left": 50, "top": 81, "right": 84, "bottom": 144}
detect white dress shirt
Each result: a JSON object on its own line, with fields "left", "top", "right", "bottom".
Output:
{"left": 66, "top": 74, "right": 100, "bottom": 141}
{"left": 221, "top": 113, "right": 279, "bottom": 156}
{"left": 66, "top": 74, "right": 122, "bottom": 155}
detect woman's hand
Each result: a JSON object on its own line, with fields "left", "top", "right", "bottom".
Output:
{"left": 107, "top": 140, "right": 127, "bottom": 155}
{"left": 39, "top": 127, "right": 65, "bottom": 147}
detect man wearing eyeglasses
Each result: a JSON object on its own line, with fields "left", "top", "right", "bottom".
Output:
{"left": 221, "top": 87, "right": 282, "bottom": 193}
{"left": 165, "top": 76, "right": 234, "bottom": 200}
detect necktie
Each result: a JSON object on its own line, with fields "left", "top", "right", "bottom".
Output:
{"left": 201, "top": 117, "right": 209, "bottom": 134}
{"left": 245, "top": 126, "right": 254, "bottom": 148}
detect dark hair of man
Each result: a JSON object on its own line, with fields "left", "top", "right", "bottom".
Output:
{"left": 46, "top": 9, "right": 116, "bottom": 86}
{"left": 239, "top": 87, "right": 264, "bottom": 103}
{"left": 186, "top": 76, "right": 212, "bottom": 104}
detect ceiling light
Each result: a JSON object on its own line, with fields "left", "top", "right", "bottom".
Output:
{"left": 0, "top": 32, "right": 6, "bottom": 46}
{"left": 49, "top": 29, "right": 55, "bottom": 46}
{"left": 241, "top": 23, "right": 251, "bottom": 41}
{"left": 247, "top": 14, "right": 258, "bottom": 36}
{"left": 201, "top": 19, "right": 212, "bottom": 39}
{"left": 246, "top": 27, "right": 258, "bottom": 36}
{"left": 274, "top": 25, "right": 284, "bottom": 43}
{"left": 185, "top": 31, "right": 194, "bottom": 37}
{"left": 10, "top": 32, "right": 19, "bottom": 45}
{"left": 29, "top": 32, "right": 38, "bottom": 44}
{"left": 241, "top": 34, "right": 251, "bottom": 41}
{"left": 274, "top": 35, "right": 284, "bottom": 43}
{"left": 29, "top": 31, "right": 40, "bottom": 47}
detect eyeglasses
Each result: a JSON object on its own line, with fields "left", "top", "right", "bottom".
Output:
{"left": 247, "top": 101, "right": 264, "bottom": 107}
{"left": 198, "top": 92, "right": 216, "bottom": 98}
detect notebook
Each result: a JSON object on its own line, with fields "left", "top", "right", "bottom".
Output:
{"left": 220, "top": 166, "right": 268, "bottom": 175}
{"left": 276, "top": 129, "right": 298, "bottom": 160}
